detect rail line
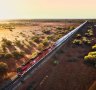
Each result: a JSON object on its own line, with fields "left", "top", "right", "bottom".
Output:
{"left": 1, "top": 21, "right": 88, "bottom": 90}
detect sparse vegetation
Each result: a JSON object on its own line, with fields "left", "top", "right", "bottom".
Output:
{"left": 4, "top": 53, "right": 13, "bottom": 59}
{"left": 42, "top": 39, "right": 49, "bottom": 46}
{"left": 12, "top": 50, "right": 25, "bottom": 59}
{"left": 31, "top": 51, "right": 38, "bottom": 58}
{"left": 47, "top": 35, "right": 53, "bottom": 40}
{"left": 0, "top": 62, "right": 8, "bottom": 77}
{"left": 72, "top": 39, "right": 82, "bottom": 45}
{"left": 84, "top": 51, "right": 96, "bottom": 65}
{"left": 38, "top": 43, "right": 44, "bottom": 51}
{"left": 2, "top": 38, "right": 12, "bottom": 46}
{"left": 76, "top": 34, "right": 81, "bottom": 38}
{"left": 42, "top": 29, "right": 51, "bottom": 34}
{"left": 82, "top": 37, "right": 91, "bottom": 45}
{"left": 92, "top": 44, "right": 96, "bottom": 50}
{"left": 14, "top": 40, "right": 22, "bottom": 46}
{"left": 85, "top": 29, "right": 94, "bottom": 37}
{"left": 0, "top": 20, "right": 80, "bottom": 86}
{"left": 32, "top": 36, "right": 40, "bottom": 43}
{"left": 53, "top": 60, "right": 59, "bottom": 65}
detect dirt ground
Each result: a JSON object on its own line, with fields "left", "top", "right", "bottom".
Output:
{"left": 0, "top": 20, "right": 80, "bottom": 86}
{"left": 17, "top": 23, "right": 96, "bottom": 90}
{"left": 18, "top": 43, "right": 96, "bottom": 90}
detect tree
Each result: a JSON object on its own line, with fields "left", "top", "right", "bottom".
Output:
{"left": 0, "top": 62, "right": 8, "bottom": 77}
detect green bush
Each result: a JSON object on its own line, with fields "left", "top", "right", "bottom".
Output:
{"left": 82, "top": 37, "right": 91, "bottom": 45}
{"left": 76, "top": 34, "right": 81, "bottom": 38}
{"left": 72, "top": 39, "right": 82, "bottom": 45}
{"left": 85, "top": 29, "right": 93, "bottom": 37}
{"left": 84, "top": 51, "right": 96, "bottom": 64}
{"left": 92, "top": 44, "right": 96, "bottom": 50}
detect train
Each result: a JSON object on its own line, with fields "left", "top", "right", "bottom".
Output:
{"left": 17, "top": 30, "right": 75, "bottom": 77}
{"left": 17, "top": 21, "right": 88, "bottom": 77}
{"left": 17, "top": 46, "right": 55, "bottom": 77}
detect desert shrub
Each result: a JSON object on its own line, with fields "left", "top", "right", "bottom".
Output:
{"left": 19, "top": 51, "right": 25, "bottom": 56}
{"left": 72, "top": 39, "right": 82, "bottom": 45}
{"left": 12, "top": 51, "right": 25, "bottom": 59}
{"left": 2, "top": 38, "right": 12, "bottom": 46}
{"left": 31, "top": 51, "right": 38, "bottom": 58}
{"left": 14, "top": 40, "right": 22, "bottom": 46}
{"left": 42, "top": 39, "right": 49, "bottom": 46}
{"left": 84, "top": 40, "right": 91, "bottom": 45}
{"left": 28, "top": 40, "right": 33, "bottom": 44}
{"left": 62, "top": 30, "right": 68, "bottom": 34}
{"left": 85, "top": 29, "right": 93, "bottom": 37}
{"left": 0, "top": 62, "right": 8, "bottom": 76}
{"left": 85, "top": 33, "right": 93, "bottom": 37}
{"left": 32, "top": 36, "right": 40, "bottom": 43}
{"left": 68, "top": 26, "right": 75, "bottom": 30}
{"left": 53, "top": 60, "right": 59, "bottom": 65}
{"left": 84, "top": 51, "right": 96, "bottom": 65}
{"left": 42, "top": 29, "right": 50, "bottom": 34}
{"left": 56, "top": 27, "right": 63, "bottom": 30}
{"left": 47, "top": 35, "right": 53, "bottom": 40}
{"left": 4, "top": 53, "right": 13, "bottom": 59}
{"left": 53, "top": 34, "right": 63, "bottom": 41}
{"left": 76, "top": 34, "right": 81, "bottom": 38}
{"left": 82, "top": 37, "right": 91, "bottom": 45}
{"left": 1, "top": 44, "right": 7, "bottom": 52}
{"left": 88, "top": 29, "right": 93, "bottom": 33}
{"left": 92, "top": 44, "right": 96, "bottom": 50}
{"left": 38, "top": 43, "right": 44, "bottom": 51}
{"left": 87, "top": 26, "right": 92, "bottom": 29}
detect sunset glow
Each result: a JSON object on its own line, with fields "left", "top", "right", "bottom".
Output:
{"left": 0, "top": 0, "right": 96, "bottom": 19}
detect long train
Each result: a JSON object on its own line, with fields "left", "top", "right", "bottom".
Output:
{"left": 17, "top": 21, "right": 88, "bottom": 77}
{"left": 17, "top": 45, "right": 55, "bottom": 76}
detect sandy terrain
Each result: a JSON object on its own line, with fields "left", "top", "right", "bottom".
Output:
{"left": 0, "top": 20, "right": 80, "bottom": 86}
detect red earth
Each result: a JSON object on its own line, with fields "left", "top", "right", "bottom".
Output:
{"left": 17, "top": 23, "right": 96, "bottom": 90}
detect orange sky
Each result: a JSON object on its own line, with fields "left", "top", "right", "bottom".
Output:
{"left": 0, "top": 0, "right": 96, "bottom": 19}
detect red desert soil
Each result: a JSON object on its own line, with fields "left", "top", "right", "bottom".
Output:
{"left": 0, "top": 21, "right": 80, "bottom": 86}
{"left": 17, "top": 40, "right": 96, "bottom": 90}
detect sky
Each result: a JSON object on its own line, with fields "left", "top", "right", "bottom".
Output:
{"left": 0, "top": 0, "right": 96, "bottom": 19}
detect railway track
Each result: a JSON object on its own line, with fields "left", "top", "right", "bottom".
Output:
{"left": 1, "top": 21, "right": 88, "bottom": 90}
